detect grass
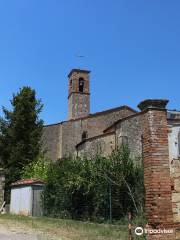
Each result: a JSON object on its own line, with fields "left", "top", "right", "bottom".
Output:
{"left": 0, "top": 214, "right": 129, "bottom": 240}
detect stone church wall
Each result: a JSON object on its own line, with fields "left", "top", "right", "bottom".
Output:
{"left": 77, "top": 132, "right": 115, "bottom": 157}
{"left": 68, "top": 92, "right": 90, "bottom": 120}
{"left": 171, "top": 159, "right": 180, "bottom": 223}
{"left": 61, "top": 119, "right": 82, "bottom": 158}
{"left": 60, "top": 107, "right": 135, "bottom": 158}
{"left": 115, "top": 113, "right": 143, "bottom": 160}
{"left": 42, "top": 123, "right": 62, "bottom": 160}
{"left": 168, "top": 125, "right": 180, "bottom": 223}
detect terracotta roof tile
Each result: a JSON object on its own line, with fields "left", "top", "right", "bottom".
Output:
{"left": 11, "top": 178, "right": 44, "bottom": 187}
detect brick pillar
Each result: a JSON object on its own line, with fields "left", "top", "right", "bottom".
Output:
{"left": 138, "top": 99, "right": 175, "bottom": 240}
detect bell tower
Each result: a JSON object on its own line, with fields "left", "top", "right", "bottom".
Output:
{"left": 68, "top": 69, "right": 90, "bottom": 120}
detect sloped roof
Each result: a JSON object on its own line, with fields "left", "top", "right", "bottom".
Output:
{"left": 68, "top": 69, "right": 91, "bottom": 78}
{"left": 11, "top": 178, "right": 44, "bottom": 187}
{"left": 76, "top": 131, "right": 115, "bottom": 148}
{"left": 103, "top": 112, "right": 142, "bottom": 133}
{"left": 44, "top": 105, "right": 137, "bottom": 127}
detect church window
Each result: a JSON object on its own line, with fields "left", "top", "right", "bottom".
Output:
{"left": 79, "top": 77, "right": 84, "bottom": 93}
{"left": 69, "top": 80, "right": 72, "bottom": 91}
{"left": 82, "top": 131, "right": 88, "bottom": 141}
{"left": 70, "top": 80, "right": 72, "bottom": 87}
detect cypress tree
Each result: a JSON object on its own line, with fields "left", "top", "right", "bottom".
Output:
{"left": 0, "top": 87, "right": 43, "bottom": 200}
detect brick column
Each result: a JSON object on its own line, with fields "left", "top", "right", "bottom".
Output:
{"left": 138, "top": 99, "right": 175, "bottom": 240}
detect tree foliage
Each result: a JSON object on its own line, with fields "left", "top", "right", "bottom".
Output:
{"left": 0, "top": 87, "right": 43, "bottom": 199}
{"left": 21, "top": 153, "right": 50, "bottom": 182}
{"left": 43, "top": 146, "right": 144, "bottom": 221}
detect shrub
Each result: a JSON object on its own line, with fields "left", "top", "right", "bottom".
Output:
{"left": 21, "top": 153, "right": 50, "bottom": 182}
{"left": 42, "top": 145, "right": 144, "bottom": 221}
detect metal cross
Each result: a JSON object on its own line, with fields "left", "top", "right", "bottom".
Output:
{"left": 75, "top": 54, "right": 85, "bottom": 69}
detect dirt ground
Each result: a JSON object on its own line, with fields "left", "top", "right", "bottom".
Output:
{"left": 0, "top": 225, "right": 38, "bottom": 240}
{"left": 0, "top": 214, "right": 127, "bottom": 240}
{"left": 0, "top": 225, "right": 39, "bottom": 240}
{"left": 0, "top": 223, "right": 57, "bottom": 240}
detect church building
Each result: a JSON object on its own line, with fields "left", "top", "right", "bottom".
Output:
{"left": 38, "top": 69, "right": 180, "bottom": 231}
{"left": 42, "top": 68, "right": 180, "bottom": 163}
{"left": 42, "top": 68, "right": 180, "bottom": 225}
{"left": 42, "top": 69, "right": 137, "bottom": 159}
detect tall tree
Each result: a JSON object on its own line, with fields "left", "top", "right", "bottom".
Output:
{"left": 0, "top": 87, "right": 43, "bottom": 198}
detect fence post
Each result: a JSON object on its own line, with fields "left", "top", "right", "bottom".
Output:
{"left": 108, "top": 179, "right": 112, "bottom": 223}
{"left": 128, "top": 212, "right": 133, "bottom": 240}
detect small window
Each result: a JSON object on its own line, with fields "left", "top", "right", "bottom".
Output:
{"left": 70, "top": 80, "right": 72, "bottom": 87}
{"left": 79, "top": 77, "right": 84, "bottom": 93}
{"left": 69, "top": 80, "right": 72, "bottom": 91}
{"left": 178, "top": 131, "right": 180, "bottom": 157}
{"left": 82, "top": 131, "right": 88, "bottom": 141}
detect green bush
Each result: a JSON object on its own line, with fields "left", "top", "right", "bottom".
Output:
{"left": 42, "top": 145, "right": 144, "bottom": 221}
{"left": 21, "top": 153, "right": 51, "bottom": 181}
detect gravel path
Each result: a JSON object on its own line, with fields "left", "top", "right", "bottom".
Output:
{"left": 0, "top": 232, "right": 39, "bottom": 240}
{"left": 0, "top": 225, "right": 45, "bottom": 240}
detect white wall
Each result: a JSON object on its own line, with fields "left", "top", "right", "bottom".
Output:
{"left": 168, "top": 125, "right": 180, "bottom": 160}
{"left": 10, "top": 186, "right": 32, "bottom": 216}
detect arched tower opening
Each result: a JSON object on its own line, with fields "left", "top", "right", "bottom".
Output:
{"left": 82, "top": 131, "right": 88, "bottom": 141}
{"left": 68, "top": 69, "right": 90, "bottom": 120}
{"left": 79, "top": 77, "right": 84, "bottom": 93}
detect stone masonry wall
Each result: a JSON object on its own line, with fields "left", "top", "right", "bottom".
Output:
{"left": 77, "top": 132, "right": 115, "bottom": 157}
{"left": 115, "top": 113, "right": 143, "bottom": 161}
{"left": 61, "top": 107, "right": 135, "bottom": 158}
{"left": 171, "top": 159, "right": 180, "bottom": 224}
{"left": 42, "top": 123, "right": 62, "bottom": 161}
{"left": 168, "top": 125, "right": 180, "bottom": 224}
{"left": 68, "top": 93, "right": 90, "bottom": 120}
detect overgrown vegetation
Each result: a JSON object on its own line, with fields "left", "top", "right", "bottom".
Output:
{"left": 22, "top": 153, "right": 50, "bottom": 181}
{"left": 0, "top": 87, "right": 43, "bottom": 201}
{"left": 35, "top": 145, "right": 144, "bottom": 222}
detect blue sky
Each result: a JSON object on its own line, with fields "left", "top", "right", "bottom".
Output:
{"left": 0, "top": 1, "right": 180, "bottom": 124}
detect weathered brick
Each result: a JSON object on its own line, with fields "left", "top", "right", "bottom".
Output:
{"left": 138, "top": 99, "right": 175, "bottom": 240}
